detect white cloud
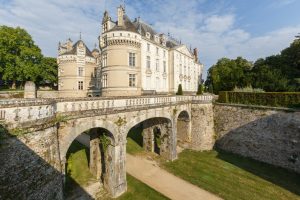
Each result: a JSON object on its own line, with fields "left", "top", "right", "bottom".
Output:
{"left": 0, "top": 0, "right": 299, "bottom": 79}
{"left": 204, "top": 15, "right": 235, "bottom": 33}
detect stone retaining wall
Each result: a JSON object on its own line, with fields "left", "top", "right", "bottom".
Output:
{"left": 214, "top": 103, "right": 300, "bottom": 173}
{"left": 0, "top": 125, "right": 63, "bottom": 199}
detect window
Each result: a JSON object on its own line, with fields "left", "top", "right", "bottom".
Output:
{"left": 147, "top": 56, "right": 151, "bottom": 69}
{"left": 146, "top": 76, "right": 151, "bottom": 89}
{"left": 147, "top": 43, "right": 150, "bottom": 52}
{"left": 163, "top": 78, "right": 167, "bottom": 89}
{"left": 156, "top": 59, "right": 159, "bottom": 71}
{"left": 78, "top": 67, "right": 84, "bottom": 77}
{"left": 156, "top": 47, "right": 159, "bottom": 55}
{"left": 163, "top": 61, "right": 166, "bottom": 73}
{"left": 129, "top": 53, "right": 136, "bottom": 67}
{"left": 129, "top": 74, "right": 136, "bottom": 87}
{"left": 103, "top": 23, "right": 107, "bottom": 32}
{"left": 78, "top": 81, "right": 83, "bottom": 90}
{"left": 104, "top": 36, "right": 108, "bottom": 46}
{"left": 163, "top": 50, "right": 166, "bottom": 58}
{"left": 156, "top": 77, "right": 160, "bottom": 89}
{"left": 102, "top": 54, "right": 107, "bottom": 67}
{"left": 102, "top": 74, "right": 107, "bottom": 88}
{"left": 120, "top": 33, "right": 122, "bottom": 36}
{"left": 180, "top": 64, "right": 182, "bottom": 74}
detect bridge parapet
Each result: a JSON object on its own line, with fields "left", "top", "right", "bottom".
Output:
{"left": 0, "top": 95, "right": 213, "bottom": 126}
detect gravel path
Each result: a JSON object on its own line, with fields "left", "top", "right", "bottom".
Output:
{"left": 126, "top": 154, "right": 222, "bottom": 200}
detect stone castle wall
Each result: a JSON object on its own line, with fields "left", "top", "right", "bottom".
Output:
{"left": 190, "top": 103, "right": 215, "bottom": 151}
{"left": 0, "top": 125, "right": 63, "bottom": 200}
{"left": 214, "top": 103, "right": 300, "bottom": 173}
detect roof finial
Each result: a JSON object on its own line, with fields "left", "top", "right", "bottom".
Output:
{"left": 79, "top": 31, "right": 82, "bottom": 40}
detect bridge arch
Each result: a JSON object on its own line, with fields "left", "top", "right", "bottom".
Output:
{"left": 59, "top": 118, "right": 119, "bottom": 161}
{"left": 58, "top": 117, "right": 124, "bottom": 197}
{"left": 124, "top": 110, "right": 176, "bottom": 160}
{"left": 176, "top": 109, "right": 192, "bottom": 146}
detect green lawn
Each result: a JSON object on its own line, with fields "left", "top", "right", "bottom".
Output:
{"left": 126, "top": 125, "right": 144, "bottom": 155}
{"left": 162, "top": 150, "right": 300, "bottom": 200}
{"left": 65, "top": 141, "right": 96, "bottom": 190}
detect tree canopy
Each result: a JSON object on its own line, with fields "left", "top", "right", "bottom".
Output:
{"left": 206, "top": 38, "right": 300, "bottom": 93}
{"left": 0, "top": 26, "right": 58, "bottom": 89}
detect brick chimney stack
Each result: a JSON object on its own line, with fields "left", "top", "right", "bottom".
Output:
{"left": 117, "top": 5, "right": 125, "bottom": 26}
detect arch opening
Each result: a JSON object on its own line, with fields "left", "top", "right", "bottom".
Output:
{"left": 126, "top": 117, "right": 172, "bottom": 158}
{"left": 64, "top": 127, "right": 115, "bottom": 197}
{"left": 177, "top": 110, "right": 191, "bottom": 148}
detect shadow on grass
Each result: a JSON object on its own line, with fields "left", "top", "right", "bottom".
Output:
{"left": 215, "top": 148, "right": 300, "bottom": 196}
{"left": 127, "top": 124, "right": 143, "bottom": 147}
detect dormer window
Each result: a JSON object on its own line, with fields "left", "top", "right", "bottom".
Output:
{"left": 146, "top": 32, "right": 151, "bottom": 39}
{"left": 103, "top": 23, "right": 108, "bottom": 32}
{"left": 155, "top": 36, "right": 159, "bottom": 43}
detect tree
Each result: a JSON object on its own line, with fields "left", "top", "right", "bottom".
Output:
{"left": 0, "top": 26, "right": 42, "bottom": 88}
{"left": 37, "top": 57, "right": 58, "bottom": 89}
{"left": 196, "top": 83, "right": 203, "bottom": 95}
{"left": 176, "top": 84, "right": 183, "bottom": 95}
{"left": 205, "top": 57, "right": 252, "bottom": 94}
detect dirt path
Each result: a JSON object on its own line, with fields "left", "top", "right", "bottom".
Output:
{"left": 126, "top": 154, "right": 222, "bottom": 200}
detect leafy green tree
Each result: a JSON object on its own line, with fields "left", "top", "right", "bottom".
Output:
{"left": 176, "top": 84, "right": 183, "bottom": 95}
{"left": 37, "top": 57, "right": 58, "bottom": 88}
{"left": 196, "top": 83, "right": 203, "bottom": 95}
{"left": 0, "top": 26, "right": 42, "bottom": 88}
{"left": 205, "top": 57, "right": 252, "bottom": 94}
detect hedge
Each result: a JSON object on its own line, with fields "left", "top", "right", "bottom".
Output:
{"left": 218, "top": 91, "right": 300, "bottom": 108}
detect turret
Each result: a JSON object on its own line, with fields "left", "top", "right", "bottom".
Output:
{"left": 102, "top": 10, "right": 112, "bottom": 33}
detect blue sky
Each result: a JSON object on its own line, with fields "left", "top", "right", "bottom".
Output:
{"left": 1, "top": 0, "right": 300, "bottom": 78}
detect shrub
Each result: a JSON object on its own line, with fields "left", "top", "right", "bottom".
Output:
{"left": 196, "top": 84, "right": 203, "bottom": 95}
{"left": 176, "top": 84, "right": 183, "bottom": 95}
{"left": 233, "top": 86, "right": 265, "bottom": 93}
{"left": 218, "top": 91, "right": 300, "bottom": 108}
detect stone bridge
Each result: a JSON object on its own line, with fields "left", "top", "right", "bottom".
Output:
{"left": 0, "top": 95, "right": 214, "bottom": 199}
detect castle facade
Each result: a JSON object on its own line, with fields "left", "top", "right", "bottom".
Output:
{"left": 58, "top": 5, "right": 203, "bottom": 97}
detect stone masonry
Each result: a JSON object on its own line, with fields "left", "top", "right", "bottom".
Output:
{"left": 0, "top": 95, "right": 213, "bottom": 199}
{"left": 214, "top": 103, "right": 300, "bottom": 173}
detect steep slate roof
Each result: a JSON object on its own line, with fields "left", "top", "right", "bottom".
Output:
{"left": 132, "top": 19, "right": 157, "bottom": 39}
{"left": 108, "top": 15, "right": 138, "bottom": 33}
{"left": 61, "top": 40, "right": 94, "bottom": 57}
{"left": 166, "top": 40, "right": 179, "bottom": 48}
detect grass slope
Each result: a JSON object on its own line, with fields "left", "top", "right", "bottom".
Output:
{"left": 126, "top": 126, "right": 144, "bottom": 155}
{"left": 162, "top": 150, "right": 300, "bottom": 200}
{"left": 65, "top": 141, "right": 96, "bottom": 188}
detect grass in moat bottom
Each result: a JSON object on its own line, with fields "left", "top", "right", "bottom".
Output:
{"left": 65, "top": 141, "right": 96, "bottom": 193}
{"left": 126, "top": 125, "right": 144, "bottom": 155}
{"left": 162, "top": 149, "right": 300, "bottom": 200}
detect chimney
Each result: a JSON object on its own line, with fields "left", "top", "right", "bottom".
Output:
{"left": 194, "top": 48, "right": 198, "bottom": 62}
{"left": 117, "top": 6, "right": 125, "bottom": 26}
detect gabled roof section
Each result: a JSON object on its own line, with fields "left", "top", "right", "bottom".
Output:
{"left": 174, "top": 45, "right": 194, "bottom": 57}
{"left": 61, "top": 40, "right": 94, "bottom": 57}
{"left": 108, "top": 15, "right": 138, "bottom": 33}
{"left": 133, "top": 19, "right": 157, "bottom": 39}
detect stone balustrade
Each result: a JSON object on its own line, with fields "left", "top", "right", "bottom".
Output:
{"left": 0, "top": 95, "right": 213, "bottom": 125}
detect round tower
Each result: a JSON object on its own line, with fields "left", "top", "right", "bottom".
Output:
{"left": 99, "top": 6, "right": 142, "bottom": 96}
